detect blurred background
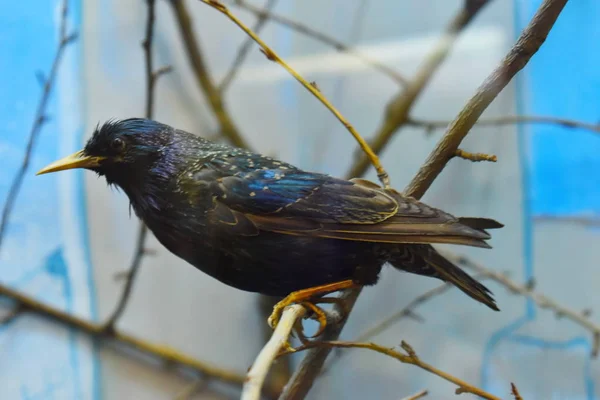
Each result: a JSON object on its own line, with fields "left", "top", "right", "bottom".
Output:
{"left": 1, "top": 0, "right": 599, "bottom": 399}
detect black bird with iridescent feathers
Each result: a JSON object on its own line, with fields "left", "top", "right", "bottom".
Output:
{"left": 38, "top": 119, "right": 502, "bottom": 328}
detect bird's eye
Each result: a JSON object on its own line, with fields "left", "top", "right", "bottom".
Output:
{"left": 110, "top": 137, "right": 125, "bottom": 152}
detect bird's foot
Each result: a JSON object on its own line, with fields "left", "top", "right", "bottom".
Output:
{"left": 267, "top": 280, "right": 357, "bottom": 337}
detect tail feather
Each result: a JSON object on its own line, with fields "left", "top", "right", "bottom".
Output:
{"left": 390, "top": 245, "right": 499, "bottom": 311}
{"left": 458, "top": 217, "right": 504, "bottom": 236}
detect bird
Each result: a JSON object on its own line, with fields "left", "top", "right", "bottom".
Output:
{"left": 37, "top": 118, "right": 502, "bottom": 331}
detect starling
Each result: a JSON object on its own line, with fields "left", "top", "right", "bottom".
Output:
{"left": 37, "top": 119, "right": 502, "bottom": 329}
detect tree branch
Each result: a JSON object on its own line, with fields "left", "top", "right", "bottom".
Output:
{"left": 404, "top": 0, "right": 569, "bottom": 199}
{"left": 103, "top": 0, "right": 172, "bottom": 333}
{"left": 408, "top": 115, "right": 600, "bottom": 135}
{"left": 169, "top": 0, "right": 250, "bottom": 149}
{"left": 257, "top": 295, "right": 293, "bottom": 395}
{"left": 346, "top": 0, "right": 491, "bottom": 179}
{"left": 0, "top": 0, "right": 76, "bottom": 250}
{"left": 218, "top": 0, "right": 279, "bottom": 92}
{"left": 401, "top": 390, "right": 429, "bottom": 400}
{"left": 444, "top": 251, "right": 600, "bottom": 357}
{"left": 197, "top": 0, "right": 390, "bottom": 187}
{"left": 242, "top": 305, "right": 306, "bottom": 400}
{"left": 279, "top": 340, "right": 502, "bottom": 400}
{"left": 322, "top": 275, "right": 486, "bottom": 374}
{"left": 278, "top": 288, "right": 361, "bottom": 399}
{"left": 231, "top": 0, "right": 408, "bottom": 86}
{"left": 454, "top": 148, "right": 497, "bottom": 162}
{"left": 511, "top": 383, "right": 524, "bottom": 400}
{"left": 356, "top": 282, "right": 454, "bottom": 342}
{"left": 0, "top": 281, "right": 254, "bottom": 390}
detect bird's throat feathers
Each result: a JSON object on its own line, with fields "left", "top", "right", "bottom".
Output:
{"left": 104, "top": 142, "right": 184, "bottom": 217}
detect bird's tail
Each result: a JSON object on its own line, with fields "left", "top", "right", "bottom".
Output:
{"left": 389, "top": 244, "right": 499, "bottom": 311}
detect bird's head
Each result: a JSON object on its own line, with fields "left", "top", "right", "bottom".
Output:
{"left": 37, "top": 118, "right": 179, "bottom": 189}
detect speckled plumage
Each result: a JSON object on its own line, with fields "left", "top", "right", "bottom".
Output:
{"left": 73, "top": 119, "right": 503, "bottom": 310}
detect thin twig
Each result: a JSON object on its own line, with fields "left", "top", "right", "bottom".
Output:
{"left": 198, "top": 0, "right": 390, "bottom": 187}
{"left": 219, "top": 0, "right": 279, "bottom": 92}
{"left": 103, "top": 0, "right": 171, "bottom": 333}
{"left": 242, "top": 305, "right": 306, "bottom": 400}
{"left": 404, "top": 0, "right": 569, "bottom": 199}
{"left": 279, "top": 340, "right": 502, "bottom": 400}
{"left": 511, "top": 383, "right": 523, "bottom": 400}
{"left": 0, "top": 0, "right": 76, "bottom": 250}
{"left": 400, "top": 389, "right": 428, "bottom": 400}
{"left": 408, "top": 115, "right": 600, "bottom": 134}
{"left": 169, "top": 0, "right": 250, "bottom": 149}
{"left": 346, "top": 0, "right": 490, "bottom": 179}
{"left": 356, "top": 274, "right": 490, "bottom": 344}
{"left": 444, "top": 251, "right": 600, "bottom": 357}
{"left": 104, "top": 223, "right": 148, "bottom": 331}
{"left": 0, "top": 282, "right": 252, "bottom": 390}
{"left": 322, "top": 276, "right": 486, "bottom": 374}
{"left": 356, "top": 283, "right": 453, "bottom": 342}
{"left": 454, "top": 149, "right": 497, "bottom": 162}
{"left": 231, "top": 0, "right": 408, "bottom": 86}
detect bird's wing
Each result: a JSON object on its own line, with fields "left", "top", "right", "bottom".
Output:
{"left": 202, "top": 169, "right": 498, "bottom": 248}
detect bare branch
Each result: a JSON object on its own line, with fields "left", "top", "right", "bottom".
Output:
{"left": 400, "top": 390, "right": 429, "bottom": 400}
{"left": 278, "top": 289, "right": 361, "bottom": 399}
{"left": 103, "top": 223, "right": 148, "bottom": 332}
{"left": 258, "top": 295, "right": 293, "bottom": 395}
{"left": 408, "top": 115, "right": 600, "bottom": 135}
{"left": 323, "top": 275, "right": 487, "bottom": 374}
{"left": 231, "top": 0, "right": 408, "bottom": 86}
{"left": 169, "top": 0, "right": 250, "bottom": 149}
{"left": 356, "top": 283, "right": 453, "bottom": 342}
{"left": 454, "top": 149, "right": 497, "bottom": 162}
{"left": 242, "top": 305, "right": 306, "bottom": 400}
{"left": 0, "top": 281, "right": 251, "bottom": 390}
{"left": 219, "top": 0, "right": 279, "bottom": 92}
{"left": 104, "top": 0, "right": 172, "bottom": 333}
{"left": 0, "top": 0, "right": 75, "bottom": 250}
{"left": 198, "top": 0, "right": 390, "bottom": 187}
{"left": 445, "top": 251, "right": 600, "bottom": 357}
{"left": 279, "top": 340, "right": 502, "bottom": 400}
{"left": 511, "top": 383, "right": 524, "bottom": 400}
{"left": 346, "top": 1, "right": 490, "bottom": 179}
{"left": 404, "top": 0, "right": 569, "bottom": 199}
{"left": 142, "top": 0, "right": 168, "bottom": 118}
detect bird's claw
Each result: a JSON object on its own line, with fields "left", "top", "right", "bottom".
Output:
{"left": 267, "top": 302, "right": 285, "bottom": 330}
{"left": 268, "top": 298, "right": 329, "bottom": 339}
{"left": 300, "top": 301, "right": 328, "bottom": 338}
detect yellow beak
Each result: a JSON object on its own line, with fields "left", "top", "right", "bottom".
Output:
{"left": 36, "top": 150, "right": 106, "bottom": 175}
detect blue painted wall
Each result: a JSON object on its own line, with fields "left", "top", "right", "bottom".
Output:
{"left": 0, "top": 1, "right": 99, "bottom": 399}
{"left": 482, "top": 1, "right": 600, "bottom": 398}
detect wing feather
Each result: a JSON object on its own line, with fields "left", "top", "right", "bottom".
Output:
{"left": 189, "top": 168, "right": 499, "bottom": 248}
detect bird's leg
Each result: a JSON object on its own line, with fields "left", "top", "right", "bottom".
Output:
{"left": 267, "top": 280, "right": 359, "bottom": 334}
